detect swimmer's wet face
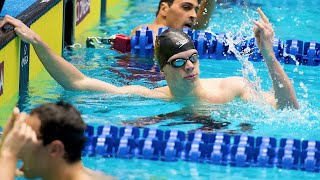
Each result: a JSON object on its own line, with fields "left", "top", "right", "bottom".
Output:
{"left": 19, "top": 102, "right": 86, "bottom": 178}
{"left": 155, "top": 28, "right": 196, "bottom": 70}
{"left": 19, "top": 114, "right": 47, "bottom": 178}
{"left": 163, "top": 48, "right": 200, "bottom": 85}
{"left": 157, "top": 0, "right": 200, "bottom": 29}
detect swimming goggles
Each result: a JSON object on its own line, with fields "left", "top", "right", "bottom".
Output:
{"left": 167, "top": 53, "right": 198, "bottom": 68}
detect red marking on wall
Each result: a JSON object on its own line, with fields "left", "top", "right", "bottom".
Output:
{"left": 76, "top": 0, "right": 90, "bottom": 25}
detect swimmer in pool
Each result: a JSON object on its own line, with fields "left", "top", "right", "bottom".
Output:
{"left": 0, "top": 102, "right": 115, "bottom": 180}
{"left": 0, "top": 8, "right": 299, "bottom": 110}
{"left": 131, "top": 0, "right": 215, "bottom": 42}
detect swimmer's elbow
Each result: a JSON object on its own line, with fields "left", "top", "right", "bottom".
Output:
{"left": 276, "top": 101, "right": 300, "bottom": 110}
{"left": 294, "top": 102, "right": 300, "bottom": 109}
{"left": 60, "top": 83, "right": 79, "bottom": 91}
{"left": 59, "top": 79, "right": 86, "bottom": 91}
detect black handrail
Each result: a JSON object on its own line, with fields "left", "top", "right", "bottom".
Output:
{"left": 0, "top": 0, "right": 61, "bottom": 50}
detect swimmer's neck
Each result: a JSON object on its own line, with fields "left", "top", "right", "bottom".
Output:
{"left": 44, "top": 161, "right": 89, "bottom": 180}
{"left": 169, "top": 81, "right": 206, "bottom": 101}
{"left": 153, "top": 16, "right": 167, "bottom": 27}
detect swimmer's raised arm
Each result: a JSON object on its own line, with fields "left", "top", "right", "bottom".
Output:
{"left": 221, "top": 8, "right": 299, "bottom": 110}
{"left": 202, "top": 8, "right": 298, "bottom": 110}
{"left": 253, "top": 8, "right": 299, "bottom": 109}
{"left": 0, "top": 108, "right": 19, "bottom": 180}
{"left": 0, "top": 16, "right": 168, "bottom": 98}
{"left": 0, "top": 15, "right": 88, "bottom": 91}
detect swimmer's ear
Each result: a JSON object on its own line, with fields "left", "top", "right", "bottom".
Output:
{"left": 48, "top": 140, "right": 65, "bottom": 158}
{"left": 159, "top": 2, "right": 170, "bottom": 17}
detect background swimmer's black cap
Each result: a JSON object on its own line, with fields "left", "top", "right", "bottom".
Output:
{"left": 155, "top": 28, "right": 195, "bottom": 70}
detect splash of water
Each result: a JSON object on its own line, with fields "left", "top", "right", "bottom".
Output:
{"left": 225, "top": 32, "right": 265, "bottom": 102}
{"left": 210, "top": 13, "right": 267, "bottom": 105}
{"left": 209, "top": 8, "right": 318, "bottom": 134}
{"left": 211, "top": 7, "right": 309, "bottom": 106}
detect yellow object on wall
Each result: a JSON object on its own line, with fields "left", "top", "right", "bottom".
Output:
{"left": 74, "top": 0, "right": 130, "bottom": 43}
{"left": 0, "top": 0, "right": 130, "bottom": 125}
{"left": 29, "top": 0, "right": 64, "bottom": 81}
{"left": 0, "top": 1, "right": 64, "bottom": 125}
{"left": 0, "top": 39, "right": 20, "bottom": 125}
{"left": 75, "top": 0, "right": 103, "bottom": 41}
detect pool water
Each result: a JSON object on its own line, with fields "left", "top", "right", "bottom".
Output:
{"left": 17, "top": 0, "right": 320, "bottom": 179}
{"left": 0, "top": 0, "right": 37, "bottom": 17}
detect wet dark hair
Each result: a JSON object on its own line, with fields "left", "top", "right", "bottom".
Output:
{"left": 156, "top": 0, "right": 201, "bottom": 16}
{"left": 155, "top": 28, "right": 196, "bottom": 70}
{"left": 156, "top": 0, "right": 174, "bottom": 16}
{"left": 30, "top": 101, "right": 86, "bottom": 164}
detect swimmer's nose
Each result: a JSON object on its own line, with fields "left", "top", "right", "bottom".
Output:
{"left": 190, "top": 9, "right": 197, "bottom": 20}
{"left": 184, "top": 60, "right": 195, "bottom": 72}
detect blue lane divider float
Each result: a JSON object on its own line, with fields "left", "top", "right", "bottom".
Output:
{"left": 83, "top": 125, "right": 320, "bottom": 173}
{"left": 129, "top": 27, "right": 320, "bottom": 66}
{"left": 130, "top": 26, "right": 154, "bottom": 57}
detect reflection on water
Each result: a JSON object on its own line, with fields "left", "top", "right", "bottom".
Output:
{"left": 122, "top": 104, "right": 232, "bottom": 133}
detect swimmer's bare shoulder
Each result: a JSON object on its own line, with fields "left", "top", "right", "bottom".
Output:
{"left": 204, "top": 76, "right": 250, "bottom": 98}
{"left": 201, "top": 78, "right": 223, "bottom": 89}
{"left": 202, "top": 76, "right": 245, "bottom": 88}
{"left": 131, "top": 24, "right": 164, "bottom": 39}
{"left": 153, "top": 86, "right": 172, "bottom": 99}
{"left": 130, "top": 24, "right": 151, "bottom": 36}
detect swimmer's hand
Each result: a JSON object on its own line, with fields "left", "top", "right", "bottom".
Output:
{"left": 0, "top": 111, "right": 34, "bottom": 180}
{"left": 253, "top": 8, "right": 274, "bottom": 58}
{"left": 0, "top": 15, "right": 41, "bottom": 44}
{"left": 0, "top": 112, "right": 38, "bottom": 159}
{"left": 0, "top": 107, "right": 20, "bottom": 149}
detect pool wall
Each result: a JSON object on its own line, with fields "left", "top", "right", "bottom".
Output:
{"left": 0, "top": 0, "right": 128, "bottom": 125}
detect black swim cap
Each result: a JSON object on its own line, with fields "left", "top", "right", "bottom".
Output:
{"left": 155, "top": 28, "right": 195, "bottom": 70}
